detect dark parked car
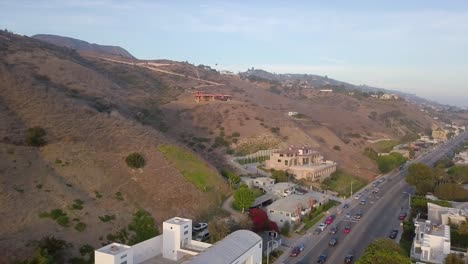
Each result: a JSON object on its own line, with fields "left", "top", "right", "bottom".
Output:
{"left": 317, "top": 254, "right": 328, "bottom": 263}
{"left": 329, "top": 237, "right": 338, "bottom": 247}
{"left": 329, "top": 226, "right": 339, "bottom": 234}
{"left": 354, "top": 210, "right": 363, "bottom": 219}
{"left": 314, "top": 227, "right": 322, "bottom": 235}
{"left": 344, "top": 254, "right": 354, "bottom": 263}
{"left": 290, "top": 247, "right": 301, "bottom": 257}
{"left": 343, "top": 203, "right": 350, "bottom": 209}
{"left": 389, "top": 229, "right": 399, "bottom": 239}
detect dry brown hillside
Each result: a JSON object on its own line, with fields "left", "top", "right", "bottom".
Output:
{"left": 0, "top": 32, "right": 229, "bottom": 262}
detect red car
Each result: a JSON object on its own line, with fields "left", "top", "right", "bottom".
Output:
{"left": 343, "top": 226, "right": 351, "bottom": 234}
{"left": 290, "top": 246, "right": 301, "bottom": 257}
{"left": 399, "top": 212, "right": 407, "bottom": 220}
{"left": 325, "top": 215, "right": 336, "bottom": 225}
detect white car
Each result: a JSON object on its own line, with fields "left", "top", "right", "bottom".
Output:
{"left": 354, "top": 194, "right": 362, "bottom": 200}
{"left": 318, "top": 222, "right": 328, "bottom": 231}
{"left": 193, "top": 222, "right": 208, "bottom": 231}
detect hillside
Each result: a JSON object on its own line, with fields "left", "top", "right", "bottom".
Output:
{"left": 32, "top": 34, "right": 135, "bottom": 59}
{"left": 0, "top": 31, "right": 229, "bottom": 262}
{"left": 0, "top": 31, "right": 454, "bottom": 262}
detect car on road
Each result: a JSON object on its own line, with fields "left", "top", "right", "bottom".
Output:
{"left": 329, "top": 226, "right": 339, "bottom": 234}
{"left": 325, "top": 215, "right": 336, "bottom": 225}
{"left": 372, "top": 188, "right": 379, "bottom": 193}
{"left": 354, "top": 193, "right": 362, "bottom": 199}
{"left": 344, "top": 254, "right": 354, "bottom": 263}
{"left": 343, "top": 225, "right": 352, "bottom": 234}
{"left": 328, "top": 237, "right": 338, "bottom": 247}
{"left": 314, "top": 227, "right": 322, "bottom": 235}
{"left": 345, "top": 212, "right": 352, "bottom": 218}
{"left": 290, "top": 247, "right": 301, "bottom": 257}
{"left": 317, "top": 254, "right": 328, "bottom": 263}
{"left": 360, "top": 199, "right": 367, "bottom": 205}
{"left": 343, "top": 203, "right": 350, "bottom": 209}
{"left": 354, "top": 210, "right": 363, "bottom": 219}
{"left": 399, "top": 212, "right": 407, "bottom": 220}
{"left": 372, "top": 181, "right": 380, "bottom": 187}
{"left": 319, "top": 222, "right": 328, "bottom": 231}
{"left": 298, "top": 243, "right": 305, "bottom": 251}
{"left": 389, "top": 229, "right": 399, "bottom": 239}
{"left": 192, "top": 222, "right": 208, "bottom": 231}
{"left": 378, "top": 178, "right": 385, "bottom": 183}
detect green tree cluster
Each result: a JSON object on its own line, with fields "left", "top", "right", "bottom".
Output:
{"left": 26, "top": 126, "right": 47, "bottom": 147}
{"left": 376, "top": 152, "right": 406, "bottom": 173}
{"left": 406, "top": 163, "right": 436, "bottom": 194}
{"left": 445, "top": 253, "right": 465, "bottom": 264}
{"left": 125, "top": 153, "right": 145, "bottom": 168}
{"left": 356, "top": 238, "right": 411, "bottom": 264}
{"left": 271, "top": 170, "right": 288, "bottom": 182}
{"left": 435, "top": 183, "right": 468, "bottom": 202}
{"left": 17, "top": 236, "right": 71, "bottom": 264}
{"left": 128, "top": 209, "right": 159, "bottom": 244}
{"left": 233, "top": 186, "right": 255, "bottom": 212}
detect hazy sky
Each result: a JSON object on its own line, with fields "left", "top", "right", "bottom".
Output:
{"left": 1, "top": 0, "right": 467, "bottom": 107}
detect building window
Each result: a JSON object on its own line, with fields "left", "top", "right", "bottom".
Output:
{"left": 184, "top": 225, "right": 188, "bottom": 229}
{"left": 280, "top": 220, "right": 283, "bottom": 222}
{"left": 286, "top": 213, "right": 289, "bottom": 216}
{"left": 184, "top": 230, "right": 188, "bottom": 235}
{"left": 285, "top": 160, "right": 288, "bottom": 165}
{"left": 280, "top": 154, "right": 284, "bottom": 157}
{"left": 121, "top": 261, "right": 127, "bottom": 264}
{"left": 278, "top": 159, "right": 281, "bottom": 162}
{"left": 121, "top": 254, "right": 127, "bottom": 259}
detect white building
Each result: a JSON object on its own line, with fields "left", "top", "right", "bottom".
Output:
{"left": 267, "top": 182, "right": 296, "bottom": 198}
{"left": 410, "top": 203, "right": 468, "bottom": 264}
{"left": 241, "top": 177, "right": 275, "bottom": 191}
{"left": 95, "top": 217, "right": 262, "bottom": 264}
{"left": 287, "top": 111, "right": 298, "bottom": 116}
{"left": 188, "top": 230, "right": 262, "bottom": 264}
{"left": 266, "top": 192, "right": 328, "bottom": 228}
{"left": 380, "top": 93, "right": 399, "bottom": 100}
{"left": 453, "top": 151, "right": 468, "bottom": 166}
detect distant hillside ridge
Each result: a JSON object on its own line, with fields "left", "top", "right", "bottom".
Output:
{"left": 32, "top": 34, "right": 135, "bottom": 59}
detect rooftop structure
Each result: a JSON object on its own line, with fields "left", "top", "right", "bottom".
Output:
{"left": 192, "top": 91, "right": 232, "bottom": 102}
{"left": 453, "top": 151, "right": 468, "bottom": 166}
{"left": 188, "top": 230, "right": 262, "bottom": 264}
{"left": 411, "top": 203, "right": 464, "bottom": 264}
{"left": 95, "top": 217, "right": 261, "bottom": 264}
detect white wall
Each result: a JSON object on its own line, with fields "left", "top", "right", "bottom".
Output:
{"left": 132, "top": 235, "right": 163, "bottom": 263}
{"left": 231, "top": 240, "right": 263, "bottom": 264}
{"left": 95, "top": 247, "right": 133, "bottom": 264}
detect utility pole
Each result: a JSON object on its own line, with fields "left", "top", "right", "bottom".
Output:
{"left": 350, "top": 181, "right": 354, "bottom": 197}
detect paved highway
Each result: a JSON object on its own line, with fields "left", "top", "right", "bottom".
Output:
{"left": 282, "top": 131, "right": 468, "bottom": 264}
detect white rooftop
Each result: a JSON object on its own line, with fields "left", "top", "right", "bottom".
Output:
{"left": 267, "top": 192, "right": 324, "bottom": 212}
{"left": 165, "top": 217, "right": 191, "bottom": 226}
{"left": 96, "top": 242, "right": 131, "bottom": 255}
{"left": 187, "top": 230, "right": 262, "bottom": 264}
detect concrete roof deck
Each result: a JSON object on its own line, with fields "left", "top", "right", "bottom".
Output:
{"left": 96, "top": 243, "right": 130, "bottom": 255}
{"left": 267, "top": 192, "right": 323, "bottom": 213}
{"left": 187, "top": 230, "right": 262, "bottom": 264}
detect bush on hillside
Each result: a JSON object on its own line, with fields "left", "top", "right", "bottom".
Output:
{"left": 435, "top": 183, "right": 468, "bottom": 202}
{"left": 125, "top": 153, "right": 145, "bottom": 168}
{"left": 26, "top": 126, "right": 47, "bottom": 147}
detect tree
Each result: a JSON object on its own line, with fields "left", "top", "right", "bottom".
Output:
{"left": 445, "top": 253, "right": 464, "bottom": 264}
{"left": 125, "top": 153, "right": 145, "bottom": 169}
{"left": 271, "top": 170, "right": 288, "bottom": 182}
{"left": 281, "top": 221, "right": 290, "bottom": 236}
{"left": 208, "top": 219, "right": 230, "bottom": 243}
{"left": 356, "top": 238, "right": 411, "bottom": 264}
{"left": 406, "top": 163, "right": 436, "bottom": 194}
{"left": 459, "top": 221, "right": 468, "bottom": 235}
{"left": 233, "top": 187, "right": 255, "bottom": 212}
{"left": 376, "top": 152, "right": 406, "bottom": 173}
{"left": 448, "top": 166, "right": 468, "bottom": 185}
{"left": 26, "top": 126, "right": 47, "bottom": 147}
{"left": 249, "top": 208, "right": 279, "bottom": 233}
{"left": 227, "top": 172, "right": 241, "bottom": 188}
{"left": 128, "top": 209, "right": 159, "bottom": 244}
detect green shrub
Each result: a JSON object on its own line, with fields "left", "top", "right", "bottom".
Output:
{"left": 70, "top": 199, "right": 84, "bottom": 210}
{"left": 231, "top": 132, "right": 240, "bottom": 137}
{"left": 26, "top": 126, "right": 47, "bottom": 147}
{"left": 99, "top": 214, "right": 116, "bottom": 222}
{"left": 333, "top": 145, "right": 341, "bottom": 151}
{"left": 56, "top": 215, "right": 70, "bottom": 227}
{"left": 115, "top": 192, "right": 124, "bottom": 201}
{"left": 435, "top": 183, "right": 468, "bottom": 202}
{"left": 125, "top": 153, "right": 145, "bottom": 168}
{"left": 75, "top": 222, "right": 86, "bottom": 232}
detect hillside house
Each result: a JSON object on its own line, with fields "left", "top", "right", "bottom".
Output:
{"left": 380, "top": 93, "right": 399, "bottom": 100}
{"left": 432, "top": 128, "right": 448, "bottom": 142}
{"left": 95, "top": 217, "right": 262, "bottom": 264}
{"left": 266, "top": 192, "right": 328, "bottom": 228}
{"left": 265, "top": 146, "right": 337, "bottom": 182}
{"left": 267, "top": 182, "right": 296, "bottom": 198}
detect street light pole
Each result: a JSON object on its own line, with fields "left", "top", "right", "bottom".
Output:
{"left": 350, "top": 181, "right": 354, "bottom": 197}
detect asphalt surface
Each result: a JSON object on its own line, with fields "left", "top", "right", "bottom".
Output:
{"left": 282, "top": 131, "right": 468, "bottom": 264}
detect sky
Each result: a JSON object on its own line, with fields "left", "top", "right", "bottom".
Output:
{"left": 1, "top": 0, "right": 467, "bottom": 107}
